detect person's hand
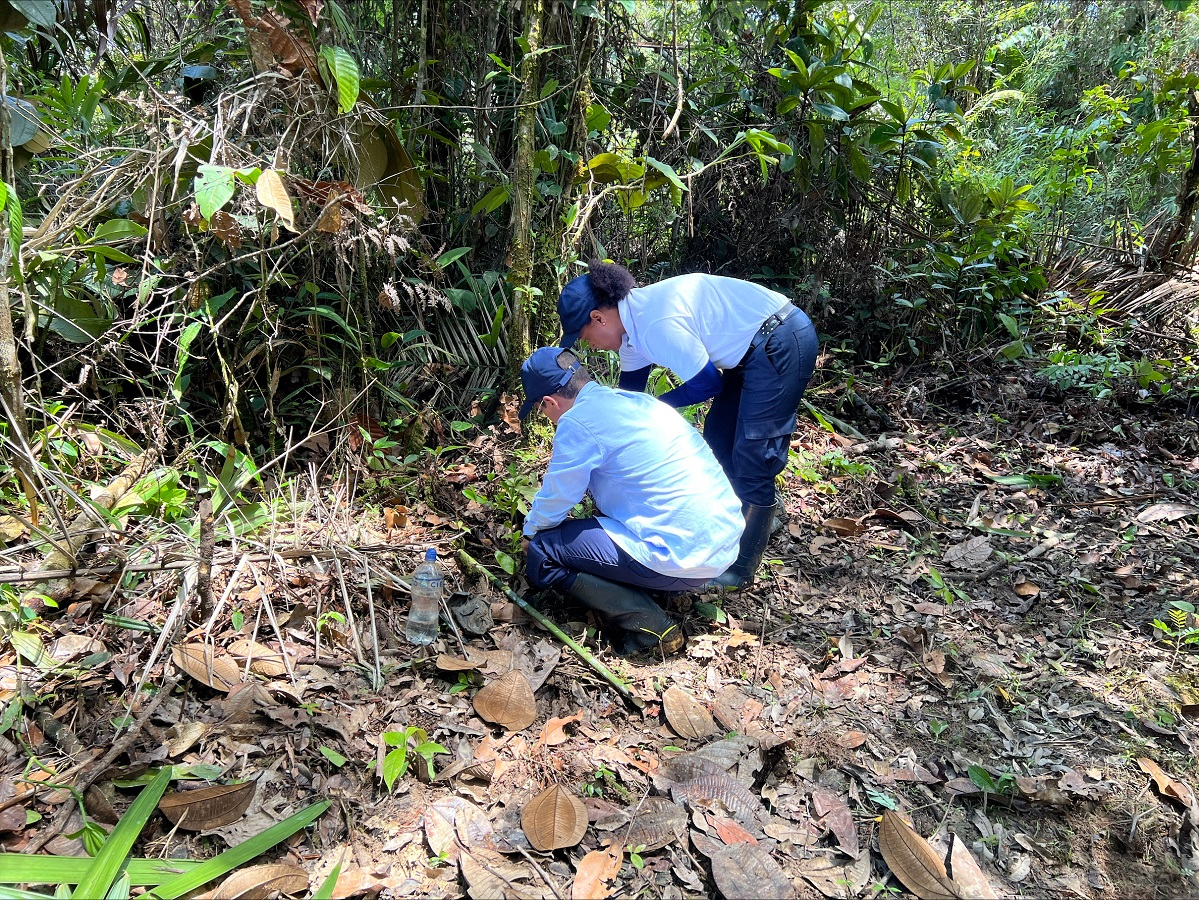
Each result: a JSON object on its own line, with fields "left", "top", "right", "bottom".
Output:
{"left": 521, "top": 537, "right": 530, "bottom": 555}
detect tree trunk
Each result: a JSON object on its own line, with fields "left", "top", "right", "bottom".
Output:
{"left": 1154, "top": 90, "right": 1199, "bottom": 265}
{"left": 505, "top": 0, "right": 544, "bottom": 386}
{"left": 0, "top": 41, "right": 27, "bottom": 451}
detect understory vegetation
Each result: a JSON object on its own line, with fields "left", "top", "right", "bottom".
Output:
{"left": 1, "top": 0, "right": 1199, "bottom": 898}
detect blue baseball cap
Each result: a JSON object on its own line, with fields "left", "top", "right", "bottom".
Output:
{"left": 519, "top": 347, "right": 582, "bottom": 419}
{"left": 557, "top": 274, "right": 596, "bottom": 349}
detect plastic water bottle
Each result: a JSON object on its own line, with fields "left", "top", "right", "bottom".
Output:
{"left": 406, "top": 548, "right": 443, "bottom": 645}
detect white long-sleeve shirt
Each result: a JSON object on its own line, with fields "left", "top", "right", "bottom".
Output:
{"left": 522, "top": 381, "right": 743, "bottom": 578}
{"left": 617, "top": 273, "right": 793, "bottom": 379}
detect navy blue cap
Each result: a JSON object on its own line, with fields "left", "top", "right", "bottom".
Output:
{"left": 557, "top": 274, "right": 596, "bottom": 349}
{"left": 519, "top": 347, "right": 581, "bottom": 419}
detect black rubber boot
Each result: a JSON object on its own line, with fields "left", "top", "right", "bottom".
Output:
{"left": 568, "top": 573, "right": 685, "bottom": 657}
{"left": 704, "top": 502, "right": 775, "bottom": 592}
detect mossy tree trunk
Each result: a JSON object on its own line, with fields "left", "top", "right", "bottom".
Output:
{"left": 0, "top": 42, "right": 26, "bottom": 450}
{"left": 505, "top": 0, "right": 544, "bottom": 387}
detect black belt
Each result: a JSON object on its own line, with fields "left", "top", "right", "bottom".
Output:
{"left": 741, "top": 305, "right": 797, "bottom": 363}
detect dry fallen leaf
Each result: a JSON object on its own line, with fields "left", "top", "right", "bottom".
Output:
{"left": 879, "top": 810, "right": 958, "bottom": 900}
{"left": 836, "top": 730, "right": 869, "bottom": 749}
{"left": 537, "top": 710, "right": 583, "bottom": 747}
{"left": 521, "top": 784, "right": 588, "bottom": 851}
{"left": 822, "top": 517, "right": 865, "bottom": 537}
{"left": 572, "top": 844, "right": 623, "bottom": 900}
{"left": 227, "top": 639, "right": 288, "bottom": 677}
{"left": 709, "top": 841, "right": 795, "bottom": 899}
{"left": 663, "top": 687, "right": 719, "bottom": 740}
{"left": 159, "top": 780, "right": 256, "bottom": 830}
{"left": 1012, "top": 580, "right": 1040, "bottom": 598}
{"left": 943, "top": 535, "right": 992, "bottom": 569}
{"left": 625, "top": 796, "right": 688, "bottom": 851}
{"left": 812, "top": 788, "right": 858, "bottom": 858}
{"left": 214, "top": 863, "right": 308, "bottom": 899}
{"left": 473, "top": 670, "right": 537, "bottom": 732}
{"left": 172, "top": 643, "right": 241, "bottom": 691}
{"left": 436, "top": 650, "right": 486, "bottom": 672}
{"left": 1138, "top": 757, "right": 1196, "bottom": 807}
{"left": 1136, "top": 502, "right": 1199, "bottom": 524}
{"left": 948, "top": 833, "right": 998, "bottom": 899}
{"left": 711, "top": 814, "right": 758, "bottom": 845}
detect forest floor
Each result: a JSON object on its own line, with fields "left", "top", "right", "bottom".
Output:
{"left": 3, "top": 359, "right": 1199, "bottom": 899}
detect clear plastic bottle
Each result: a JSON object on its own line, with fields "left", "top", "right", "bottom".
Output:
{"left": 406, "top": 547, "right": 443, "bottom": 645}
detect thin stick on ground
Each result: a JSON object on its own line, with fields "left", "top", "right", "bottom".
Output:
{"left": 456, "top": 549, "right": 644, "bottom": 710}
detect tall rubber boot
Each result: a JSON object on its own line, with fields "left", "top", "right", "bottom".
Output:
{"left": 568, "top": 573, "right": 685, "bottom": 656}
{"left": 705, "top": 502, "right": 775, "bottom": 592}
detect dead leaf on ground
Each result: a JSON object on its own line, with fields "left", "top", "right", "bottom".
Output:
{"left": 460, "top": 847, "right": 534, "bottom": 900}
{"left": 436, "top": 649, "right": 486, "bottom": 671}
{"left": 943, "top": 535, "right": 992, "bottom": 569}
{"left": 948, "top": 834, "right": 998, "bottom": 899}
{"left": 879, "top": 810, "right": 958, "bottom": 900}
{"left": 836, "top": 731, "right": 868, "bottom": 749}
{"left": 812, "top": 788, "right": 858, "bottom": 859}
{"left": 970, "top": 653, "right": 1012, "bottom": 679}
{"left": 797, "top": 853, "right": 871, "bottom": 898}
{"left": 710, "top": 814, "right": 758, "bottom": 845}
{"left": 1136, "top": 502, "right": 1199, "bottom": 523}
{"left": 165, "top": 722, "right": 208, "bottom": 757}
{"left": 1012, "top": 580, "right": 1040, "bottom": 598}
{"left": 473, "top": 670, "right": 537, "bottom": 732}
{"left": 572, "top": 844, "right": 623, "bottom": 900}
{"left": 1138, "top": 757, "right": 1196, "bottom": 807}
{"left": 213, "top": 863, "right": 308, "bottom": 899}
{"left": 159, "top": 779, "right": 256, "bottom": 830}
{"left": 663, "top": 687, "right": 719, "bottom": 740}
{"left": 922, "top": 650, "right": 947, "bottom": 674}
{"left": 172, "top": 643, "right": 241, "bottom": 691}
{"left": 672, "top": 775, "right": 767, "bottom": 833}
{"left": 822, "top": 517, "right": 865, "bottom": 537}
{"left": 625, "top": 796, "right": 689, "bottom": 850}
{"left": 537, "top": 710, "right": 583, "bottom": 747}
{"left": 709, "top": 841, "right": 795, "bottom": 900}
{"left": 522, "top": 784, "right": 587, "bottom": 852}
{"left": 227, "top": 639, "right": 288, "bottom": 677}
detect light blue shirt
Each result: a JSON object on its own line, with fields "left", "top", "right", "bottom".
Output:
{"left": 523, "top": 381, "right": 744, "bottom": 578}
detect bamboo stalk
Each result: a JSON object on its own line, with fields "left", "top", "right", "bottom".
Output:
{"left": 456, "top": 549, "right": 643, "bottom": 710}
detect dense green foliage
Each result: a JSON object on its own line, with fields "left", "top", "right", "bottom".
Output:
{"left": 1, "top": 0, "right": 1197, "bottom": 470}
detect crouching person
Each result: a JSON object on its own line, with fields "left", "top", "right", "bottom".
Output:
{"left": 518, "top": 347, "right": 744, "bottom": 656}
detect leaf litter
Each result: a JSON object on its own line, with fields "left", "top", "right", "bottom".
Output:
{"left": 4, "top": 363, "right": 1198, "bottom": 899}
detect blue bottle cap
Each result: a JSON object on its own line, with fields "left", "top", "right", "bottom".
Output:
{"left": 425, "top": 547, "right": 437, "bottom": 561}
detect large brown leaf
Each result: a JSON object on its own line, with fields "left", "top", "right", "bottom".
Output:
{"left": 522, "top": 784, "right": 587, "bottom": 852}
{"left": 663, "top": 687, "right": 718, "bottom": 740}
{"left": 879, "top": 811, "right": 958, "bottom": 900}
{"left": 947, "top": 834, "right": 997, "bottom": 900}
{"left": 158, "top": 780, "right": 256, "bottom": 830}
{"left": 214, "top": 863, "right": 308, "bottom": 899}
{"left": 473, "top": 670, "right": 537, "bottom": 732}
{"left": 572, "top": 844, "right": 623, "bottom": 900}
{"left": 625, "top": 797, "right": 688, "bottom": 851}
{"left": 227, "top": 638, "right": 287, "bottom": 677}
{"left": 172, "top": 643, "right": 241, "bottom": 691}
{"left": 1138, "top": 757, "right": 1196, "bottom": 807}
{"left": 671, "top": 775, "right": 766, "bottom": 833}
{"left": 812, "top": 788, "right": 858, "bottom": 859}
{"left": 709, "top": 842, "right": 795, "bottom": 900}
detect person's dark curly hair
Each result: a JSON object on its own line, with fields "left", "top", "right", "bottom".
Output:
{"left": 587, "top": 260, "right": 637, "bottom": 309}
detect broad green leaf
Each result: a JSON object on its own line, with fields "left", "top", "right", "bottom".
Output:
{"left": 91, "top": 219, "right": 148, "bottom": 243}
{"left": 319, "top": 46, "right": 360, "bottom": 113}
{"left": 319, "top": 746, "right": 347, "bottom": 767}
{"left": 173, "top": 321, "right": 203, "bottom": 402}
{"left": 812, "top": 102, "right": 849, "bottom": 121}
{"left": 7, "top": 182, "right": 22, "bottom": 256}
{"left": 585, "top": 102, "right": 611, "bottom": 132}
{"left": 72, "top": 768, "right": 173, "bottom": 899}
{"left": 6, "top": 97, "right": 41, "bottom": 146}
{"left": 9, "top": 632, "right": 56, "bottom": 668}
{"left": 148, "top": 801, "right": 331, "bottom": 899}
{"left": 193, "top": 166, "right": 235, "bottom": 220}
{"left": 10, "top": 0, "right": 56, "bottom": 28}
{"left": 382, "top": 747, "right": 408, "bottom": 792}
{"left": 436, "top": 246, "right": 471, "bottom": 268}
{"left": 645, "top": 157, "right": 687, "bottom": 197}
{"left": 846, "top": 144, "right": 870, "bottom": 182}
{"left": 46, "top": 293, "right": 112, "bottom": 344}
{"left": 471, "top": 184, "right": 511, "bottom": 216}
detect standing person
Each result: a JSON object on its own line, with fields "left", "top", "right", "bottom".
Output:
{"left": 518, "top": 347, "right": 744, "bottom": 656}
{"left": 556, "top": 262, "right": 819, "bottom": 591}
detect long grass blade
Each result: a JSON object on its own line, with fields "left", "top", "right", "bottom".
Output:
{"left": 311, "top": 862, "right": 342, "bottom": 900}
{"left": 0, "top": 887, "right": 56, "bottom": 899}
{"left": 147, "top": 800, "right": 331, "bottom": 900}
{"left": 103, "top": 873, "right": 130, "bottom": 900}
{"left": 0, "top": 858, "right": 200, "bottom": 887}
{"left": 71, "top": 767, "right": 173, "bottom": 899}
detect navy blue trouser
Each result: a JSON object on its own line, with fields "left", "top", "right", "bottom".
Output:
{"left": 705, "top": 310, "right": 818, "bottom": 507}
{"left": 525, "top": 518, "right": 711, "bottom": 593}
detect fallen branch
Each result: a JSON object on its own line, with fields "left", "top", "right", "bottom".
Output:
{"left": 456, "top": 549, "right": 644, "bottom": 711}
